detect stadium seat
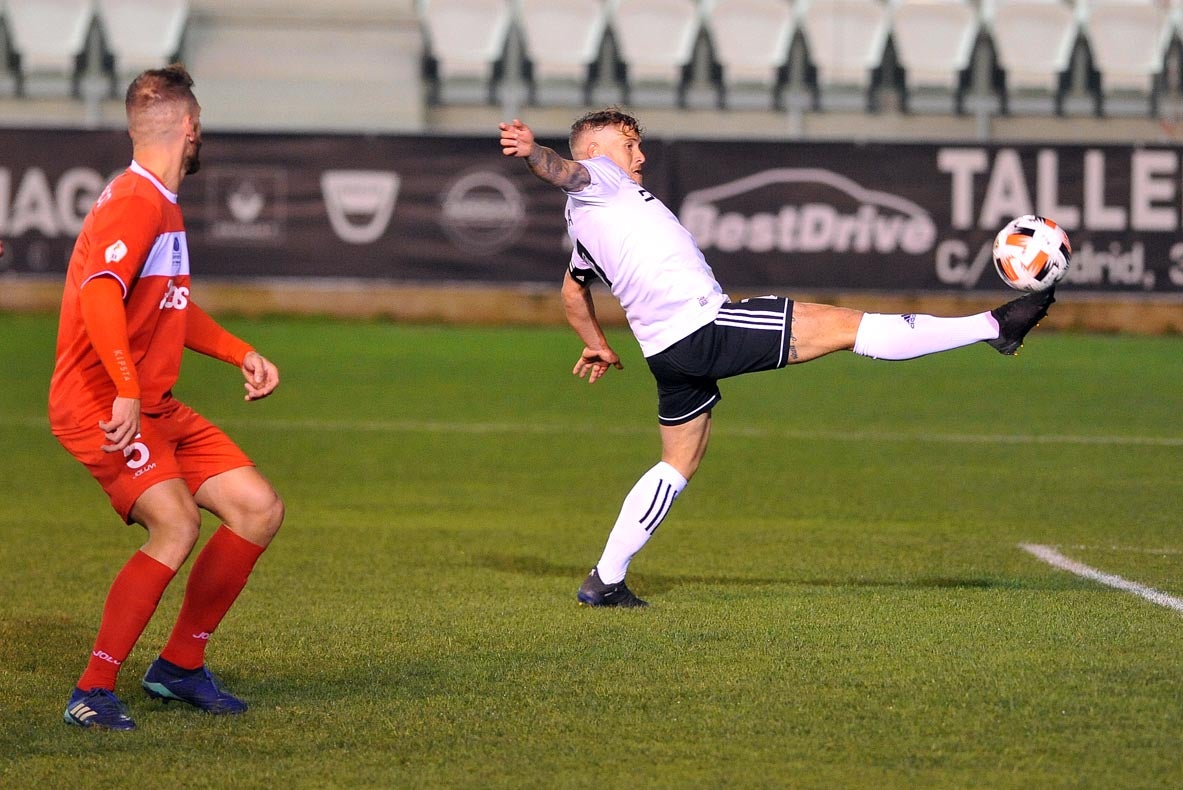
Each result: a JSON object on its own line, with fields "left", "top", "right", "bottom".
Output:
{"left": 985, "top": 0, "right": 1079, "bottom": 114}
{"left": 517, "top": 0, "right": 611, "bottom": 106}
{"left": 95, "top": 0, "right": 188, "bottom": 88}
{"left": 181, "top": 4, "right": 424, "bottom": 132}
{"left": 418, "top": 0, "right": 514, "bottom": 104}
{"left": 612, "top": 0, "right": 704, "bottom": 107}
{"left": 1081, "top": 0, "right": 1174, "bottom": 116}
{"left": 797, "top": 0, "right": 892, "bottom": 111}
{"left": 0, "top": 1, "right": 17, "bottom": 97}
{"left": 703, "top": 0, "right": 796, "bottom": 110}
{"left": 890, "top": 0, "right": 979, "bottom": 113}
{"left": 4, "top": 0, "right": 96, "bottom": 97}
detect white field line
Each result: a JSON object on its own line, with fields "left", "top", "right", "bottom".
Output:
{"left": 1020, "top": 543, "right": 1183, "bottom": 614}
{"left": 6, "top": 414, "right": 1183, "bottom": 447}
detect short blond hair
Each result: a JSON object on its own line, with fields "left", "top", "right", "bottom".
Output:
{"left": 569, "top": 107, "right": 643, "bottom": 157}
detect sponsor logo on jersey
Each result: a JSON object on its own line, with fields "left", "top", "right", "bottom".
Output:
{"left": 105, "top": 239, "right": 128, "bottom": 263}
{"left": 141, "top": 232, "right": 190, "bottom": 278}
{"left": 159, "top": 279, "right": 189, "bottom": 311}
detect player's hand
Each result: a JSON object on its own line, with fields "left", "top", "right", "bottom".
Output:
{"left": 99, "top": 396, "right": 141, "bottom": 453}
{"left": 499, "top": 119, "right": 535, "bottom": 158}
{"left": 242, "top": 351, "right": 279, "bottom": 401}
{"left": 573, "top": 347, "right": 622, "bottom": 384}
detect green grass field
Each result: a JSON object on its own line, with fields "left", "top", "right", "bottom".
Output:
{"left": 1, "top": 310, "right": 1181, "bottom": 789}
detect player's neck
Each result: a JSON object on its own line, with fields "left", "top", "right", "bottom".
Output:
{"left": 131, "top": 147, "right": 185, "bottom": 194}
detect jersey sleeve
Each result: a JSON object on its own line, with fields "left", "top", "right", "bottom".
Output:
{"left": 568, "top": 247, "right": 595, "bottom": 285}
{"left": 564, "top": 157, "right": 620, "bottom": 204}
{"left": 78, "top": 275, "right": 141, "bottom": 398}
{"left": 185, "top": 301, "right": 253, "bottom": 366}
{"left": 82, "top": 193, "right": 165, "bottom": 295}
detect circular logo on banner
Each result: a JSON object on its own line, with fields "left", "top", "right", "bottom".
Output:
{"left": 439, "top": 170, "right": 526, "bottom": 255}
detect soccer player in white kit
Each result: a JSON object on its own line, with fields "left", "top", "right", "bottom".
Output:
{"left": 499, "top": 109, "right": 1055, "bottom": 607}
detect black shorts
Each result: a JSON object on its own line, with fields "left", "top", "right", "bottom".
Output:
{"left": 646, "top": 297, "right": 794, "bottom": 425}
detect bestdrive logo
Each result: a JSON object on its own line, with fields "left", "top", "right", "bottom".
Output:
{"left": 679, "top": 168, "right": 937, "bottom": 256}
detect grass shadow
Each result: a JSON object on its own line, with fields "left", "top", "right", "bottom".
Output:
{"left": 475, "top": 553, "right": 1053, "bottom": 594}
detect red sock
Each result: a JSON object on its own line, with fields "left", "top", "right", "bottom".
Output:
{"left": 160, "top": 525, "right": 265, "bottom": 671}
{"left": 77, "top": 551, "right": 176, "bottom": 691}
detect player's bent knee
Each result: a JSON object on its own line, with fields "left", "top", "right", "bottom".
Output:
{"left": 234, "top": 486, "right": 284, "bottom": 545}
{"left": 788, "top": 302, "right": 864, "bottom": 363}
{"left": 135, "top": 498, "right": 203, "bottom": 569}
{"left": 259, "top": 490, "right": 285, "bottom": 537}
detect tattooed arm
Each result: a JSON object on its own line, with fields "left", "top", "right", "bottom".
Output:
{"left": 499, "top": 118, "right": 591, "bottom": 192}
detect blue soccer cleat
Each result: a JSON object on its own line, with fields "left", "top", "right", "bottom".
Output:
{"left": 577, "top": 567, "right": 649, "bottom": 608}
{"left": 63, "top": 687, "right": 136, "bottom": 731}
{"left": 141, "top": 657, "right": 247, "bottom": 714}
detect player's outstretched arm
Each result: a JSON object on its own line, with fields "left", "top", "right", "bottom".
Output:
{"left": 499, "top": 119, "right": 590, "bottom": 192}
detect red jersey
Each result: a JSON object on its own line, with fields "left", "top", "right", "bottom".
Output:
{"left": 50, "top": 161, "right": 192, "bottom": 429}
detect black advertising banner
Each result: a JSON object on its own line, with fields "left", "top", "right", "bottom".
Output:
{"left": 670, "top": 140, "right": 1182, "bottom": 293}
{"left": 2, "top": 128, "right": 1181, "bottom": 294}
{"left": 0, "top": 129, "right": 576, "bottom": 283}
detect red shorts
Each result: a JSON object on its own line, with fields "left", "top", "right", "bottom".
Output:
{"left": 53, "top": 401, "right": 254, "bottom": 523}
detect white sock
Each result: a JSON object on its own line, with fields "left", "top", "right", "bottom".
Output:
{"left": 595, "top": 461, "right": 688, "bottom": 584}
{"left": 852, "top": 311, "right": 999, "bottom": 360}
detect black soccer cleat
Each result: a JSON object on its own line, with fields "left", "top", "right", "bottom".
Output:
{"left": 577, "top": 567, "right": 648, "bottom": 608}
{"left": 987, "top": 287, "right": 1056, "bottom": 356}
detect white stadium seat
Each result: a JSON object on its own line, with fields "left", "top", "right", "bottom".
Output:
{"left": 704, "top": 0, "right": 796, "bottom": 109}
{"left": 181, "top": 5, "right": 423, "bottom": 131}
{"left": 986, "top": 0, "right": 1079, "bottom": 113}
{"left": 1081, "top": 0, "right": 1173, "bottom": 115}
{"left": 798, "top": 0, "right": 892, "bottom": 110}
{"left": 0, "top": 0, "right": 17, "bottom": 97}
{"left": 5, "top": 0, "right": 95, "bottom": 97}
{"left": 612, "top": 0, "right": 703, "bottom": 106}
{"left": 96, "top": 0, "right": 188, "bottom": 87}
{"left": 517, "top": 0, "right": 611, "bottom": 105}
{"left": 418, "top": 0, "right": 514, "bottom": 104}
{"left": 891, "top": 0, "right": 979, "bottom": 112}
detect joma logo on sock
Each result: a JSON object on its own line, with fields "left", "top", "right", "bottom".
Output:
{"left": 92, "top": 650, "right": 122, "bottom": 666}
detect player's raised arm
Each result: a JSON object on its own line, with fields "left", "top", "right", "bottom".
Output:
{"left": 499, "top": 119, "right": 590, "bottom": 192}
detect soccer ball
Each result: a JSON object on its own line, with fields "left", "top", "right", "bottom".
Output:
{"left": 992, "top": 215, "right": 1071, "bottom": 292}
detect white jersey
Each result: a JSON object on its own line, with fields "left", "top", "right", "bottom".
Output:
{"left": 565, "top": 156, "right": 726, "bottom": 356}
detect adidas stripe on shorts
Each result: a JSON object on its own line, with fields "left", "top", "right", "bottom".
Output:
{"left": 645, "top": 297, "right": 794, "bottom": 425}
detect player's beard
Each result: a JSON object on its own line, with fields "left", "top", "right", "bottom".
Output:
{"left": 184, "top": 141, "right": 202, "bottom": 175}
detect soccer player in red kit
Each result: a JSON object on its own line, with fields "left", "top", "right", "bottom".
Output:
{"left": 51, "top": 64, "right": 284, "bottom": 731}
